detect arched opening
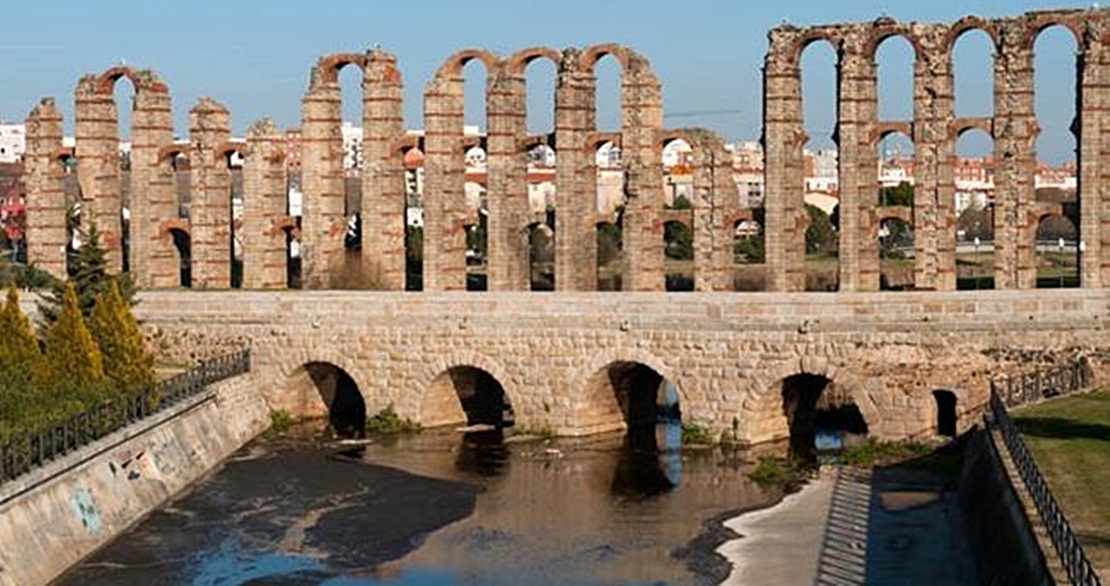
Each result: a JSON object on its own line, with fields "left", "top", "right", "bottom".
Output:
{"left": 62, "top": 155, "right": 81, "bottom": 275}
{"left": 955, "top": 128, "right": 995, "bottom": 289}
{"left": 952, "top": 29, "right": 995, "bottom": 118}
{"left": 1035, "top": 213, "right": 1079, "bottom": 288}
{"left": 1034, "top": 25, "right": 1078, "bottom": 189}
{"left": 528, "top": 221, "right": 554, "bottom": 291}
{"left": 876, "top": 34, "right": 915, "bottom": 123}
{"left": 662, "top": 138, "right": 693, "bottom": 208}
{"left": 287, "top": 361, "right": 367, "bottom": 438}
{"left": 525, "top": 58, "right": 556, "bottom": 136}
{"left": 932, "top": 390, "right": 958, "bottom": 438}
{"left": 594, "top": 54, "right": 622, "bottom": 132}
{"left": 527, "top": 143, "right": 556, "bottom": 215}
{"left": 421, "top": 366, "right": 514, "bottom": 430}
{"left": 801, "top": 40, "right": 839, "bottom": 291}
{"left": 879, "top": 217, "right": 914, "bottom": 290}
{"left": 877, "top": 132, "right": 915, "bottom": 291}
{"left": 595, "top": 140, "right": 625, "bottom": 236}
{"left": 465, "top": 206, "right": 488, "bottom": 291}
{"left": 403, "top": 145, "right": 424, "bottom": 291}
{"left": 113, "top": 76, "right": 138, "bottom": 273}
{"left": 339, "top": 64, "right": 364, "bottom": 281}
{"left": 663, "top": 219, "right": 693, "bottom": 291}
{"left": 169, "top": 228, "right": 191, "bottom": 288}
{"left": 780, "top": 373, "right": 868, "bottom": 462}
{"left": 733, "top": 216, "right": 765, "bottom": 291}
{"left": 596, "top": 219, "right": 622, "bottom": 291}
{"left": 224, "top": 149, "right": 245, "bottom": 289}
{"left": 583, "top": 360, "right": 683, "bottom": 497}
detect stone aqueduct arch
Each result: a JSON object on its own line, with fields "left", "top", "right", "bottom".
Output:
{"left": 21, "top": 8, "right": 1110, "bottom": 292}
{"left": 765, "top": 9, "right": 1109, "bottom": 292}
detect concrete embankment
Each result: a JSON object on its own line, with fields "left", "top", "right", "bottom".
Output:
{"left": 716, "top": 471, "right": 837, "bottom": 585}
{"left": 0, "top": 375, "right": 269, "bottom": 586}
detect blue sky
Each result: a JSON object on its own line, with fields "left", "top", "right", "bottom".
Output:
{"left": 0, "top": 0, "right": 1090, "bottom": 164}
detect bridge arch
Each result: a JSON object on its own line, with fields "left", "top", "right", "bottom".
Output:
{"left": 744, "top": 356, "right": 878, "bottom": 448}
{"left": 285, "top": 360, "right": 368, "bottom": 438}
{"left": 573, "top": 350, "right": 681, "bottom": 435}
{"left": 415, "top": 351, "right": 516, "bottom": 429}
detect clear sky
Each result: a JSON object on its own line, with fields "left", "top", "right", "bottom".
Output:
{"left": 0, "top": 0, "right": 1091, "bottom": 164}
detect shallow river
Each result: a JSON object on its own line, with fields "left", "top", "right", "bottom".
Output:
{"left": 60, "top": 424, "right": 788, "bottom": 586}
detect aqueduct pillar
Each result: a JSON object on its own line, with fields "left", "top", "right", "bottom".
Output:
{"left": 24, "top": 98, "right": 67, "bottom": 279}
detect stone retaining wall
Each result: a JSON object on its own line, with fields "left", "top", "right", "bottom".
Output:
{"left": 0, "top": 375, "right": 268, "bottom": 586}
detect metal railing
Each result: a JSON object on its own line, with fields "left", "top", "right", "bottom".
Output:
{"left": 988, "top": 361, "right": 1102, "bottom": 586}
{"left": 991, "top": 361, "right": 1088, "bottom": 409}
{"left": 0, "top": 349, "right": 250, "bottom": 485}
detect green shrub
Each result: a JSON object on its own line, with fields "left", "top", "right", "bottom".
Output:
{"left": 840, "top": 439, "right": 931, "bottom": 468}
{"left": 269, "top": 409, "right": 296, "bottom": 436}
{"left": 749, "top": 455, "right": 799, "bottom": 485}
{"left": 681, "top": 421, "right": 715, "bottom": 446}
{"left": 366, "top": 404, "right": 420, "bottom": 435}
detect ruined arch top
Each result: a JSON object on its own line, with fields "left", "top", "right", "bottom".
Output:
{"left": 93, "top": 66, "right": 169, "bottom": 95}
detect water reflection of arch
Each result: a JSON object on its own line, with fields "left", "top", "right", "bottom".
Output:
{"left": 415, "top": 350, "right": 517, "bottom": 429}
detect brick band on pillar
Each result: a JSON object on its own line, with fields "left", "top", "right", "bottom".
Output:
{"left": 994, "top": 28, "right": 1036, "bottom": 289}
{"left": 362, "top": 50, "right": 406, "bottom": 290}
{"left": 487, "top": 50, "right": 541, "bottom": 292}
{"left": 300, "top": 58, "right": 349, "bottom": 289}
{"left": 74, "top": 74, "right": 123, "bottom": 272}
{"left": 424, "top": 52, "right": 490, "bottom": 291}
{"left": 242, "top": 118, "right": 288, "bottom": 289}
{"left": 839, "top": 34, "right": 867, "bottom": 292}
{"left": 763, "top": 28, "right": 807, "bottom": 292}
{"left": 130, "top": 74, "right": 174, "bottom": 289}
{"left": 619, "top": 49, "right": 665, "bottom": 292}
{"left": 189, "top": 98, "right": 232, "bottom": 289}
{"left": 24, "top": 98, "right": 67, "bottom": 279}
{"left": 556, "top": 47, "right": 594, "bottom": 291}
{"left": 1080, "top": 27, "right": 1105, "bottom": 287}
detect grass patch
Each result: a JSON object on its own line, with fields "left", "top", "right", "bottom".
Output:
{"left": 748, "top": 455, "right": 802, "bottom": 485}
{"left": 512, "top": 425, "right": 556, "bottom": 442}
{"left": 681, "top": 421, "right": 715, "bottom": 446}
{"left": 268, "top": 409, "right": 295, "bottom": 437}
{"left": 1014, "top": 388, "right": 1110, "bottom": 576}
{"left": 839, "top": 439, "right": 932, "bottom": 468}
{"left": 366, "top": 404, "right": 421, "bottom": 435}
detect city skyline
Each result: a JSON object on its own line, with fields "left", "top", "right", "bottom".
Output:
{"left": 0, "top": 0, "right": 1092, "bottom": 165}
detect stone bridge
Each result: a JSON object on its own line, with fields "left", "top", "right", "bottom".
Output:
{"left": 139, "top": 290, "right": 1110, "bottom": 444}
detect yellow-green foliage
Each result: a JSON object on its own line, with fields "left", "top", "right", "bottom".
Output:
{"left": 91, "top": 280, "right": 155, "bottom": 395}
{"left": 36, "top": 283, "right": 104, "bottom": 394}
{"left": 0, "top": 287, "right": 41, "bottom": 386}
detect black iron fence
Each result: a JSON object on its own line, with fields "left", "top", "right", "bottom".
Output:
{"left": 988, "top": 361, "right": 1102, "bottom": 586}
{"left": 991, "top": 360, "right": 1089, "bottom": 409}
{"left": 0, "top": 349, "right": 250, "bottom": 485}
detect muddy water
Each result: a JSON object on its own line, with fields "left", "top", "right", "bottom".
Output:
{"left": 60, "top": 424, "right": 787, "bottom": 585}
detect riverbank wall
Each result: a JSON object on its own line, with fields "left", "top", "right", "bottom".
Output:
{"left": 958, "top": 428, "right": 1050, "bottom": 585}
{"left": 0, "top": 375, "right": 269, "bottom": 586}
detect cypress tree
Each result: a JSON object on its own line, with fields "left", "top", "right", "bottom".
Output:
{"left": 37, "top": 224, "right": 135, "bottom": 330}
{"left": 36, "top": 283, "right": 104, "bottom": 396}
{"left": 91, "top": 280, "right": 155, "bottom": 395}
{"left": 0, "top": 286, "right": 42, "bottom": 383}
{"left": 0, "top": 287, "right": 42, "bottom": 429}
